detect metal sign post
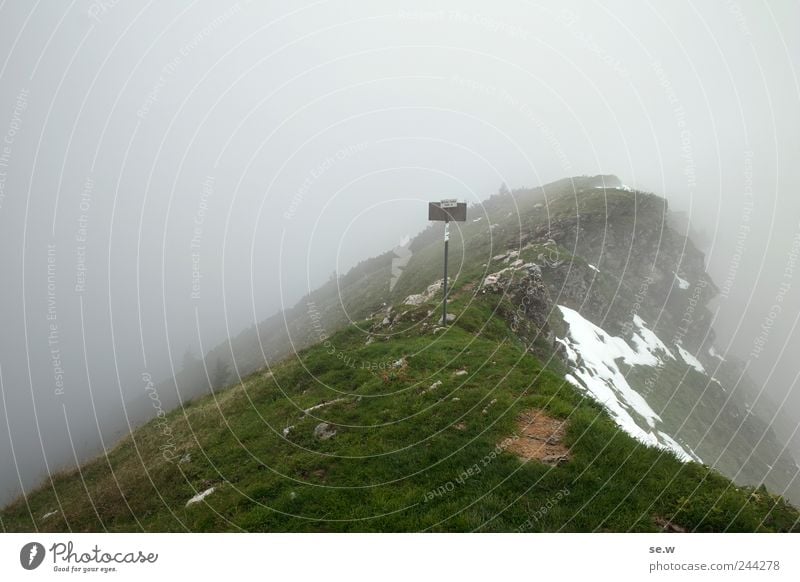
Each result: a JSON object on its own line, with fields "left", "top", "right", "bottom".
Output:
{"left": 428, "top": 200, "right": 467, "bottom": 325}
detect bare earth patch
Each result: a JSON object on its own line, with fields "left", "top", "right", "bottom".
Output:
{"left": 500, "top": 409, "right": 571, "bottom": 466}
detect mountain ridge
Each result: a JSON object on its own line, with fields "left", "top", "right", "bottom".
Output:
{"left": 3, "top": 175, "right": 798, "bottom": 532}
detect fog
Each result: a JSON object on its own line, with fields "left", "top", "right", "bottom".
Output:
{"left": 1, "top": 0, "right": 798, "bottom": 507}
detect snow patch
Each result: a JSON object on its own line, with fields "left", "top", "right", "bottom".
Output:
{"left": 676, "top": 344, "right": 706, "bottom": 374}
{"left": 557, "top": 306, "right": 699, "bottom": 463}
{"left": 630, "top": 315, "right": 675, "bottom": 363}
{"left": 673, "top": 272, "right": 690, "bottom": 290}
{"left": 708, "top": 345, "right": 725, "bottom": 361}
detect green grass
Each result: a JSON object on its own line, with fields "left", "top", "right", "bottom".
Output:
{"left": 2, "top": 295, "right": 797, "bottom": 533}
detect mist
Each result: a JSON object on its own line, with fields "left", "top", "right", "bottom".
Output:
{"left": 1, "top": 0, "right": 798, "bottom": 507}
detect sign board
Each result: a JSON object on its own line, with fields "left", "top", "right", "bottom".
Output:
{"left": 428, "top": 201, "right": 467, "bottom": 222}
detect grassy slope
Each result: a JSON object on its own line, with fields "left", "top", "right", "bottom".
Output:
{"left": 2, "top": 289, "right": 797, "bottom": 533}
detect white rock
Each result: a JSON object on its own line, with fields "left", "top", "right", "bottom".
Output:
{"left": 186, "top": 487, "right": 215, "bottom": 507}
{"left": 403, "top": 294, "right": 425, "bottom": 306}
{"left": 313, "top": 422, "right": 337, "bottom": 440}
{"left": 303, "top": 398, "right": 347, "bottom": 415}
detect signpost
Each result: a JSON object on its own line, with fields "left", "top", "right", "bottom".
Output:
{"left": 428, "top": 200, "right": 467, "bottom": 325}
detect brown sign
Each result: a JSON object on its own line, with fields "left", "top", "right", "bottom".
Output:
{"left": 428, "top": 201, "right": 467, "bottom": 222}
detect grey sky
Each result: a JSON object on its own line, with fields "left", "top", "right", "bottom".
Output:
{"left": 0, "top": 0, "right": 798, "bottom": 505}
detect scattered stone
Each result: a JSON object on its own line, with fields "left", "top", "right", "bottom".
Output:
{"left": 481, "top": 398, "right": 498, "bottom": 415}
{"left": 454, "top": 422, "right": 467, "bottom": 431}
{"left": 482, "top": 268, "right": 511, "bottom": 288}
{"left": 365, "top": 336, "right": 374, "bottom": 345}
{"left": 445, "top": 313, "right": 456, "bottom": 323}
{"left": 541, "top": 454, "right": 569, "bottom": 466}
{"left": 282, "top": 426, "right": 294, "bottom": 437}
{"left": 381, "top": 317, "right": 391, "bottom": 326}
{"left": 433, "top": 326, "right": 445, "bottom": 334}
{"left": 429, "top": 380, "right": 442, "bottom": 391}
{"left": 404, "top": 294, "right": 425, "bottom": 306}
{"left": 452, "top": 397, "right": 460, "bottom": 401}
{"left": 403, "top": 279, "right": 447, "bottom": 306}
{"left": 499, "top": 409, "right": 571, "bottom": 466}
{"left": 393, "top": 357, "right": 408, "bottom": 368}
{"left": 179, "top": 453, "right": 192, "bottom": 464}
{"left": 313, "top": 422, "right": 337, "bottom": 440}
{"left": 454, "top": 369, "right": 468, "bottom": 377}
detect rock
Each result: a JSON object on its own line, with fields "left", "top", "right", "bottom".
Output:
{"left": 492, "top": 253, "right": 509, "bottom": 262}
{"left": 404, "top": 294, "right": 425, "bottom": 306}
{"left": 445, "top": 313, "right": 456, "bottom": 323}
{"left": 282, "top": 426, "right": 294, "bottom": 437}
{"left": 541, "top": 454, "right": 569, "bottom": 466}
{"left": 303, "top": 398, "right": 347, "bottom": 415}
{"left": 393, "top": 357, "right": 407, "bottom": 368}
{"left": 179, "top": 453, "right": 191, "bottom": 464}
{"left": 510, "top": 259, "right": 523, "bottom": 268}
{"left": 482, "top": 268, "right": 512, "bottom": 289}
{"left": 454, "top": 369, "right": 468, "bottom": 377}
{"left": 428, "top": 380, "right": 442, "bottom": 391}
{"left": 433, "top": 326, "right": 445, "bottom": 334}
{"left": 186, "top": 487, "right": 215, "bottom": 507}
{"left": 313, "top": 422, "right": 337, "bottom": 440}
{"left": 381, "top": 317, "right": 391, "bottom": 325}
{"left": 403, "top": 279, "right": 448, "bottom": 306}
{"left": 365, "top": 336, "right": 374, "bottom": 345}
{"left": 655, "top": 517, "right": 687, "bottom": 533}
